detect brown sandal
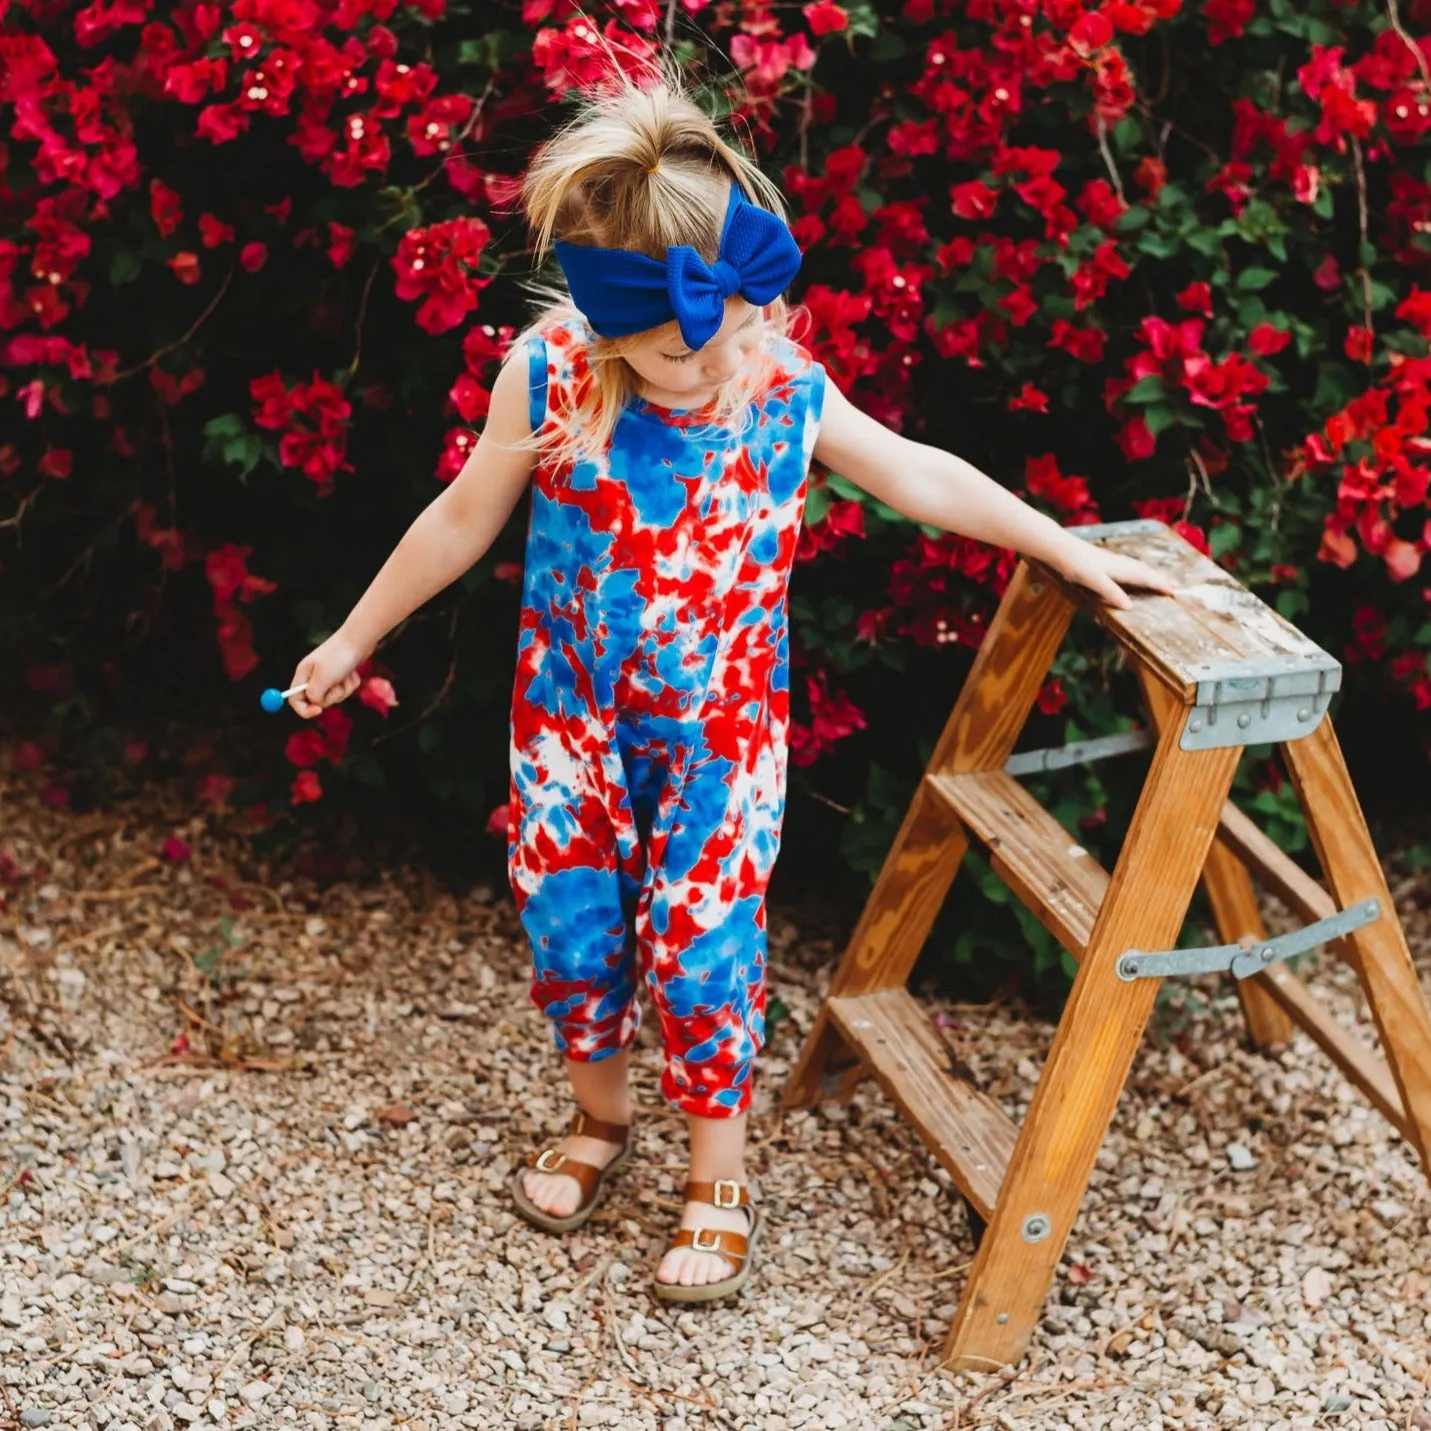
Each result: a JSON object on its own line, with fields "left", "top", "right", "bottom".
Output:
{"left": 510, "top": 1109, "right": 631, "bottom": 1234}
{"left": 653, "top": 1177, "right": 763, "bottom": 1304}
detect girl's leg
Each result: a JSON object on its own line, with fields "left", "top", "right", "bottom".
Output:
{"left": 656, "top": 1107, "right": 753, "bottom": 1288}
{"left": 521, "top": 1047, "right": 633, "bottom": 1218}
{"left": 509, "top": 733, "right": 645, "bottom": 1220}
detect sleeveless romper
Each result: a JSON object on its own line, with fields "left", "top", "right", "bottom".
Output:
{"left": 507, "top": 315, "right": 828, "bottom": 1118}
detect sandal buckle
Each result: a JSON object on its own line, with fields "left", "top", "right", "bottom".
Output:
{"left": 692, "top": 1227, "right": 722, "bottom": 1252}
{"left": 535, "top": 1149, "right": 567, "bottom": 1172}
{"left": 712, "top": 1178, "right": 740, "bottom": 1209}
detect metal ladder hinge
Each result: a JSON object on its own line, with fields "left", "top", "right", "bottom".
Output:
{"left": 1116, "top": 898, "right": 1380, "bottom": 982}
{"left": 1180, "top": 656, "right": 1343, "bottom": 751}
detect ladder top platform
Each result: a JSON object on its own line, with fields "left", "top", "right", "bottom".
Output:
{"left": 1043, "top": 520, "right": 1340, "bottom": 710}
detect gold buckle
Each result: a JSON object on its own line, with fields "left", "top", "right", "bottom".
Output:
{"left": 692, "top": 1227, "right": 722, "bottom": 1252}
{"left": 712, "top": 1179, "right": 740, "bottom": 1209}
{"left": 535, "top": 1149, "right": 567, "bottom": 1172}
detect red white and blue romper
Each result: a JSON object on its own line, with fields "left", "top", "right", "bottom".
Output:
{"left": 507, "top": 315, "right": 827, "bottom": 1118}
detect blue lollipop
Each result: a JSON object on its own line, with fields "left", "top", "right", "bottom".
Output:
{"left": 260, "top": 682, "right": 307, "bottom": 713}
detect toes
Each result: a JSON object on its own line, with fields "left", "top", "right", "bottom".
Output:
{"left": 523, "top": 1172, "right": 576, "bottom": 1217}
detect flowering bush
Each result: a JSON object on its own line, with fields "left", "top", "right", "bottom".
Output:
{"left": 3, "top": 0, "right": 1430, "bottom": 984}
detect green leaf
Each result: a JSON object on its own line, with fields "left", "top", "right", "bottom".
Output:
{"left": 1125, "top": 375, "right": 1167, "bottom": 405}
{"left": 1144, "top": 403, "right": 1179, "bottom": 436}
{"left": 1136, "top": 232, "right": 1181, "bottom": 260}
{"left": 1369, "top": 280, "right": 1399, "bottom": 312}
{"left": 1236, "top": 267, "right": 1278, "bottom": 292}
{"left": 1275, "top": 589, "right": 1309, "bottom": 620}
{"left": 1210, "top": 523, "right": 1241, "bottom": 560}
{"left": 1236, "top": 297, "right": 1268, "bottom": 329}
{"left": 110, "top": 249, "right": 143, "bottom": 287}
{"left": 804, "top": 483, "right": 832, "bottom": 527}
{"left": 1186, "top": 229, "right": 1222, "bottom": 259}
{"left": 1115, "top": 206, "right": 1152, "bottom": 233}
{"left": 203, "top": 413, "right": 246, "bottom": 439}
{"left": 826, "top": 472, "right": 866, "bottom": 501}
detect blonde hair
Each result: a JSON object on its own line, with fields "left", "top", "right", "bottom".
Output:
{"left": 509, "top": 66, "right": 796, "bottom": 468}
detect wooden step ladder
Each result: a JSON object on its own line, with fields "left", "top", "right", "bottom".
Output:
{"left": 781, "top": 518, "right": 1431, "bottom": 1373}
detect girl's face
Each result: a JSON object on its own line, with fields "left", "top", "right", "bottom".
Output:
{"left": 620, "top": 297, "right": 767, "bottom": 408}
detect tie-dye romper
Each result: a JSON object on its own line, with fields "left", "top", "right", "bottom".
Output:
{"left": 508, "top": 315, "right": 827, "bottom": 1118}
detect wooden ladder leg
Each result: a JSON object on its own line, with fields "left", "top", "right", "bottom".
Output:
{"left": 1200, "top": 844, "right": 1293, "bottom": 1050}
{"left": 943, "top": 718, "right": 1240, "bottom": 1372}
{"left": 1281, "top": 719, "right": 1431, "bottom": 1175}
{"left": 782, "top": 564, "right": 1075, "bottom": 1111}
{"left": 1136, "top": 669, "right": 1294, "bottom": 1051}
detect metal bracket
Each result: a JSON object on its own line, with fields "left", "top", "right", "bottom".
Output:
{"left": 1180, "top": 655, "right": 1342, "bottom": 751}
{"left": 1004, "top": 728, "right": 1154, "bottom": 777}
{"left": 1117, "top": 899, "right": 1380, "bottom": 982}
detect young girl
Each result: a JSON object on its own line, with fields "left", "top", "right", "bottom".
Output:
{"left": 287, "top": 76, "right": 1170, "bottom": 1305}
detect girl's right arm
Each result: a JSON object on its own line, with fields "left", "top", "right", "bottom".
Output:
{"left": 287, "top": 347, "right": 538, "bottom": 719}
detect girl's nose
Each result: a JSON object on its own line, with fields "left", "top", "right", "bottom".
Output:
{"left": 703, "top": 350, "right": 741, "bottom": 381}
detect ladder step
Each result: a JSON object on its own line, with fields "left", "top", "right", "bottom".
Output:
{"left": 826, "top": 988, "right": 1017, "bottom": 1221}
{"left": 928, "top": 770, "right": 1109, "bottom": 957}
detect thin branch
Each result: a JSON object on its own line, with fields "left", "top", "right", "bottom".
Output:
{"left": 411, "top": 77, "right": 495, "bottom": 195}
{"left": 1095, "top": 115, "right": 1127, "bottom": 206}
{"left": 664, "top": 0, "right": 678, "bottom": 51}
{"left": 798, "top": 78, "right": 814, "bottom": 174}
{"left": 105, "top": 267, "right": 235, "bottom": 383}
{"left": 0, "top": 486, "right": 41, "bottom": 532}
{"left": 1185, "top": 448, "right": 1212, "bottom": 516}
{"left": 1350, "top": 136, "right": 1375, "bottom": 337}
{"left": 367, "top": 600, "right": 466, "bottom": 749}
{"left": 345, "top": 260, "right": 381, "bottom": 382}
{"left": 1387, "top": 0, "right": 1431, "bottom": 94}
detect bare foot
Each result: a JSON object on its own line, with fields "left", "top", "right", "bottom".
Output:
{"left": 655, "top": 1184, "right": 753, "bottom": 1288}
{"left": 520, "top": 1130, "right": 626, "bottom": 1218}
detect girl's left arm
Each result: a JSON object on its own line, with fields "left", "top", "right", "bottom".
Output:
{"left": 812, "top": 381, "right": 1174, "bottom": 610}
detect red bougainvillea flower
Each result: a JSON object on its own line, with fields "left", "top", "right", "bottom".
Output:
{"left": 1204, "top": 0, "right": 1254, "bottom": 46}
{"left": 790, "top": 671, "right": 866, "bottom": 767}
{"left": 436, "top": 427, "right": 476, "bottom": 483}
{"left": 291, "top": 769, "right": 323, "bottom": 804}
{"left": 1344, "top": 326, "right": 1374, "bottom": 363}
{"left": 359, "top": 675, "right": 398, "bottom": 715}
{"left": 250, "top": 371, "right": 353, "bottom": 494}
{"left": 803, "top": 1, "right": 848, "bottom": 36}
{"left": 206, "top": 543, "right": 276, "bottom": 682}
{"left": 1132, "top": 496, "right": 1211, "bottom": 554}
{"left": 199, "top": 213, "right": 235, "bottom": 247}
{"left": 149, "top": 179, "right": 183, "bottom": 236}
{"left": 1024, "top": 453, "right": 1099, "bottom": 523}
{"left": 393, "top": 217, "right": 492, "bottom": 334}
{"left": 796, "top": 496, "right": 865, "bottom": 560}
{"left": 1009, "top": 383, "right": 1049, "bottom": 413}
{"left": 168, "top": 251, "right": 202, "bottom": 285}
{"left": 1248, "top": 322, "right": 1293, "bottom": 355}
{"left": 286, "top": 705, "right": 353, "bottom": 770}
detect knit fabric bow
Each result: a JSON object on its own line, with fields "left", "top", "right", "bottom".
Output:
{"left": 553, "top": 183, "right": 803, "bottom": 351}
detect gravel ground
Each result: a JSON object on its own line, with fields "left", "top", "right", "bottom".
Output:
{"left": 2, "top": 753, "right": 1430, "bottom": 1431}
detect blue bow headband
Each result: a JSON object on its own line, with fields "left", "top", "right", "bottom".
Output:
{"left": 553, "top": 182, "right": 802, "bottom": 352}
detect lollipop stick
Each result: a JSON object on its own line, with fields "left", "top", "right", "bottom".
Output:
{"left": 281, "top": 682, "right": 308, "bottom": 699}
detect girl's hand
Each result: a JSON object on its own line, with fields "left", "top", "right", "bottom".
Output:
{"left": 287, "top": 629, "right": 369, "bottom": 719}
{"left": 1050, "top": 539, "right": 1176, "bottom": 611}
